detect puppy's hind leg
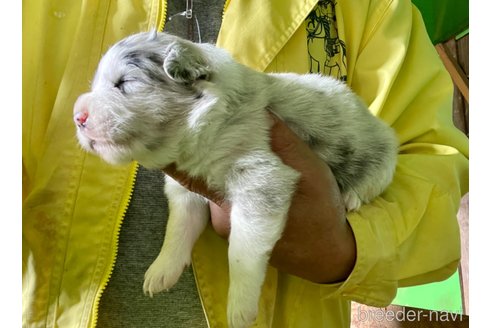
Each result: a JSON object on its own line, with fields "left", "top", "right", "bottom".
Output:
{"left": 226, "top": 154, "right": 300, "bottom": 328}
{"left": 143, "top": 175, "right": 209, "bottom": 296}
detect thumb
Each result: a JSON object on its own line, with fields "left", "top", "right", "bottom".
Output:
{"left": 268, "top": 113, "right": 342, "bottom": 204}
{"left": 269, "top": 113, "right": 322, "bottom": 171}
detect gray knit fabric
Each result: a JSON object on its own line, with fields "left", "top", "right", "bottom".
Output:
{"left": 97, "top": 168, "right": 208, "bottom": 328}
{"left": 97, "top": 1, "right": 224, "bottom": 327}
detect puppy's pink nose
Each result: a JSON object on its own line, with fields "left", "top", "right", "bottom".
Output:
{"left": 74, "top": 111, "right": 89, "bottom": 127}
{"left": 74, "top": 93, "right": 91, "bottom": 127}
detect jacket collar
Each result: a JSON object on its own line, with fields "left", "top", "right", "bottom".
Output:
{"left": 217, "top": 0, "right": 319, "bottom": 71}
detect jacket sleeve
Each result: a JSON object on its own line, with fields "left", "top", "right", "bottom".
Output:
{"left": 325, "top": 0, "right": 469, "bottom": 307}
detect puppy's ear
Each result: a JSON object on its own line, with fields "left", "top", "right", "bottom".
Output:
{"left": 163, "top": 40, "right": 210, "bottom": 83}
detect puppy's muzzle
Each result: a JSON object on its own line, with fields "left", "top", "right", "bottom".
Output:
{"left": 73, "top": 94, "right": 90, "bottom": 128}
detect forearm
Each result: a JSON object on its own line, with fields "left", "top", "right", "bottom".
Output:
{"left": 270, "top": 215, "right": 356, "bottom": 284}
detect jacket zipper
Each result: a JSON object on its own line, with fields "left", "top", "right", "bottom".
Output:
{"left": 157, "top": 0, "right": 167, "bottom": 34}
{"left": 89, "top": 162, "right": 139, "bottom": 328}
{"left": 223, "top": 0, "right": 231, "bottom": 18}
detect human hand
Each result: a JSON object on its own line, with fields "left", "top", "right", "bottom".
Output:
{"left": 163, "top": 114, "right": 356, "bottom": 283}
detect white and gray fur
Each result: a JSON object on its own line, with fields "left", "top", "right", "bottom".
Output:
{"left": 74, "top": 31, "right": 398, "bottom": 328}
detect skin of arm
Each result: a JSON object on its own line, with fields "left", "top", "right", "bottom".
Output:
{"left": 164, "top": 114, "right": 357, "bottom": 284}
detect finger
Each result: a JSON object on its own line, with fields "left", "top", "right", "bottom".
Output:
{"left": 210, "top": 202, "right": 232, "bottom": 238}
{"left": 268, "top": 113, "right": 340, "bottom": 197}
{"left": 162, "top": 164, "right": 226, "bottom": 205}
{"left": 268, "top": 113, "right": 327, "bottom": 172}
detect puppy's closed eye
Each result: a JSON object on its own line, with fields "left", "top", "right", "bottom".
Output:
{"left": 114, "top": 77, "right": 137, "bottom": 94}
{"left": 114, "top": 78, "right": 126, "bottom": 91}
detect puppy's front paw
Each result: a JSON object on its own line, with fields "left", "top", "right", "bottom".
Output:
{"left": 143, "top": 253, "right": 189, "bottom": 297}
{"left": 227, "top": 290, "right": 258, "bottom": 328}
{"left": 164, "top": 41, "right": 209, "bottom": 83}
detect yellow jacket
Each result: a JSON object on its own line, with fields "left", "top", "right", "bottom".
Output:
{"left": 23, "top": 0, "right": 468, "bottom": 327}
